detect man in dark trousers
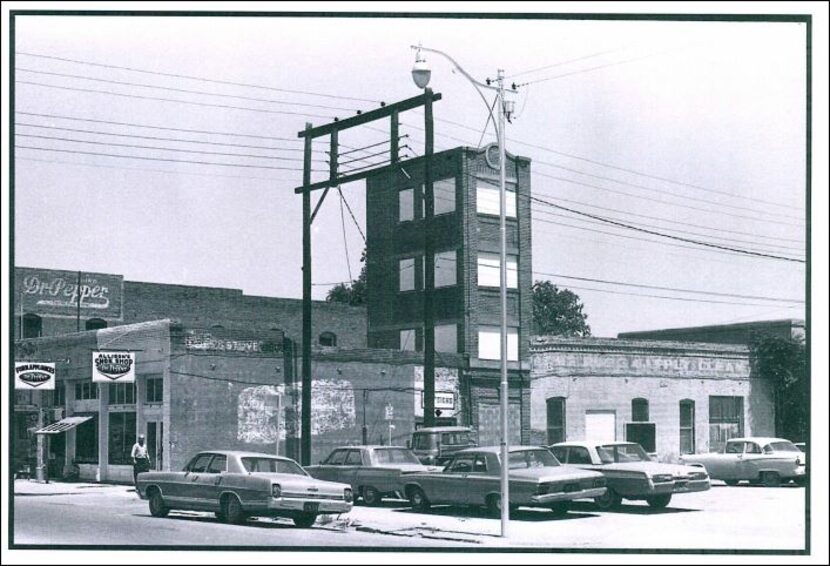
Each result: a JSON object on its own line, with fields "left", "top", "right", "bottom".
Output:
{"left": 131, "top": 433, "right": 151, "bottom": 488}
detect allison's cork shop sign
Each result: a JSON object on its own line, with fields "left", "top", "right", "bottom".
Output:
{"left": 92, "top": 352, "right": 135, "bottom": 382}
{"left": 15, "top": 362, "right": 56, "bottom": 389}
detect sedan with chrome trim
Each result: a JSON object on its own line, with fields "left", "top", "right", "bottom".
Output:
{"left": 136, "top": 450, "right": 353, "bottom": 527}
{"left": 402, "top": 446, "right": 607, "bottom": 516}
{"left": 550, "top": 441, "right": 710, "bottom": 509}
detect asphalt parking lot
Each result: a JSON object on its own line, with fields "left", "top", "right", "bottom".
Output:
{"left": 13, "top": 479, "right": 807, "bottom": 550}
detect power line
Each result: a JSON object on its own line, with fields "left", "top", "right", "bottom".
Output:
{"left": 338, "top": 188, "right": 353, "bottom": 281}
{"left": 530, "top": 195, "right": 805, "bottom": 263}
{"left": 16, "top": 111, "right": 304, "bottom": 142}
{"left": 17, "top": 80, "right": 336, "bottom": 119}
{"left": 16, "top": 133, "right": 324, "bottom": 163}
{"left": 17, "top": 51, "right": 381, "bottom": 104}
{"left": 508, "top": 46, "right": 631, "bottom": 79}
{"left": 532, "top": 270, "right": 804, "bottom": 303}
{"left": 339, "top": 190, "right": 366, "bottom": 243}
{"left": 16, "top": 145, "right": 326, "bottom": 172}
{"left": 16, "top": 67, "right": 361, "bottom": 112}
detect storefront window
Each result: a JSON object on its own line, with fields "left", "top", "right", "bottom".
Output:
{"left": 75, "top": 382, "right": 98, "bottom": 400}
{"left": 75, "top": 415, "right": 98, "bottom": 464}
{"left": 108, "top": 412, "right": 136, "bottom": 465}
{"left": 108, "top": 383, "right": 136, "bottom": 405}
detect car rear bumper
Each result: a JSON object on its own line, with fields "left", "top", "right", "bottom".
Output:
{"left": 650, "top": 478, "right": 710, "bottom": 495}
{"left": 267, "top": 498, "right": 352, "bottom": 514}
{"left": 531, "top": 487, "right": 607, "bottom": 504}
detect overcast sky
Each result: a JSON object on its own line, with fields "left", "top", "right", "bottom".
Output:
{"left": 10, "top": 12, "right": 810, "bottom": 337}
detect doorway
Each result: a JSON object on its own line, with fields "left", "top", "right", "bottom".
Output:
{"left": 585, "top": 411, "right": 616, "bottom": 443}
{"left": 146, "top": 421, "right": 163, "bottom": 471}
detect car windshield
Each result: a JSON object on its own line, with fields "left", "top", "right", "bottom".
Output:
{"left": 441, "top": 432, "right": 474, "bottom": 446}
{"left": 374, "top": 448, "right": 420, "bottom": 465}
{"left": 768, "top": 441, "right": 800, "bottom": 452}
{"left": 241, "top": 457, "right": 306, "bottom": 476}
{"left": 597, "top": 444, "right": 650, "bottom": 463}
{"left": 412, "top": 434, "right": 436, "bottom": 450}
{"left": 506, "top": 449, "right": 559, "bottom": 469}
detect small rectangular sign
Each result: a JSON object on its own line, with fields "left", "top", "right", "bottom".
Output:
{"left": 421, "top": 391, "right": 455, "bottom": 410}
{"left": 15, "top": 362, "right": 56, "bottom": 390}
{"left": 92, "top": 351, "right": 136, "bottom": 382}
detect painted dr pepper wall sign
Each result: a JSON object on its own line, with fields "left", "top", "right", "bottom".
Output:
{"left": 92, "top": 352, "right": 135, "bottom": 382}
{"left": 15, "top": 362, "right": 56, "bottom": 390}
{"left": 16, "top": 267, "right": 124, "bottom": 320}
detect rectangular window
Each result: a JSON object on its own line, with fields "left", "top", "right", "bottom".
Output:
{"left": 433, "top": 178, "right": 456, "bottom": 215}
{"left": 478, "top": 326, "right": 519, "bottom": 361}
{"left": 477, "top": 252, "right": 518, "bottom": 288}
{"left": 145, "top": 376, "right": 163, "bottom": 404}
{"left": 476, "top": 179, "right": 517, "bottom": 218}
{"left": 709, "top": 396, "right": 744, "bottom": 453}
{"left": 75, "top": 414, "right": 98, "bottom": 464}
{"left": 54, "top": 382, "right": 65, "bottom": 406}
{"left": 434, "top": 250, "right": 458, "bottom": 288}
{"left": 108, "top": 383, "right": 136, "bottom": 405}
{"left": 680, "top": 400, "right": 695, "bottom": 455}
{"left": 625, "top": 422, "right": 657, "bottom": 453}
{"left": 108, "top": 411, "right": 136, "bottom": 465}
{"left": 400, "top": 329, "right": 417, "bottom": 351}
{"left": 546, "top": 397, "right": 566, "bottom": 445}
{"left": 435, "top": 324, "right": 458, "bottom": 353}
{"left": 75, "top": 382, "right": 98, "bottom": 400}
{"left": 399, "top": 188, "right": 414, "bottom": 222}
{"left": 399, "top": 258, "right": 416, "bottom": 292}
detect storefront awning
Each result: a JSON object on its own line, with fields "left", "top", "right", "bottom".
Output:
{"left": 35, "top": 416, "right": 92, "bottom": 435}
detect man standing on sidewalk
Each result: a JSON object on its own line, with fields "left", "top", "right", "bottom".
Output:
{"left": 131, "top": 433, "right": 151, "bottom": 487}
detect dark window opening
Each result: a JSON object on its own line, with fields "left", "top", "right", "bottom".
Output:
{"left": 546, "top": 397, "right": 566, "bottom": 445}
{"left": 108, "top": 383, "right": 136, "bottom": 405}
{"left": 85, "top": 318, "right": 107, "bottom": 331}
{"left": 21, "top": 313, "right": 42, "bottom": 339}
{"left": 709, "top": 396, "right": 744, "bottom": 453}
{"left": 680, "top": 400, "right": 695, "bottom": 455}
{"left": 319, "top": 332, "right": 337, "bottom": 347}
{"left": 145, "top": 376, "right": 163, "bottom": 404}
{"left": 75, "top": 414, "right": 99, "bottom": 464}
{"left": 631, "top": 398, "right": 649, "bottom": 422}
{"left": 108, "top": 412, "right": 136, "bottom": 465}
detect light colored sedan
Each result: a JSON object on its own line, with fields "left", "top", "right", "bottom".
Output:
{"left": 306, "top": 446, "right": 439, "bottom": 505}
{"left": 402, "top": 446, "right": 607, "bottom": 516}
{"left": 551, "top": 441, "right": 710, "bottom": 509}
{"left": 679, "top": 437, "right": 807, "bottom": 487}
{"left": 137, "top": 450, "right": 353, "bottom": 528}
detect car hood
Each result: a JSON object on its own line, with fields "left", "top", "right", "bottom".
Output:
{"left": 396, "top": 464, "right": 442, "bottom": 473}
{"left": 251, "top": 472, "right": 350, "bottom": 495}
{"left": 510, "top": 466, "right": 603, "bottom": 482}
{"left": 598, "top": 462, "right": 705, "bottom": 477}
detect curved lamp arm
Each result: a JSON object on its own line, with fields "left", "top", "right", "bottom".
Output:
{"left": 411, "top": 44, "right": 500, "bottom": 138}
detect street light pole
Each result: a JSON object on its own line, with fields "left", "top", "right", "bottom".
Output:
{"left": 412, "top": 45, "right": 515, "bottom": 538}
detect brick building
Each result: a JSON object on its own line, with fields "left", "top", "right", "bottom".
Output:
{"left": 618, "top": 319, "right": 805, "bottom": 345}
{"left": 530, "top": 336, "right": 774, "bottom": 462}
{"left": 365, "top": 146, "right": 533, "bottom": 444}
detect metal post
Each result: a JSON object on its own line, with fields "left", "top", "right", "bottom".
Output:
{"left": 35, "top": 403, "right": 46, "bottom": 482}
{"left": 362, "top": 390, "right": 368, "bottom": 445}
{"left": 497, "top": 69, "right": 510, "bottom": 538}
{"left": 76, "top": 271, "right": 81, "bottom": 332}
{"left": 301, "top": 122, "right": 313, "bottom": 466}
{"left": 423, "top": 88, "right": 436, "bottom": 428}
{"left": 391, "top": 110, "right": 399, "bottom": 164}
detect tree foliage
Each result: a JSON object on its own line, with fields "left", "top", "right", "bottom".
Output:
{"left": 749, "top": 334, "right": 808, "bottom": 441}
{"left": 326, "top": 249, "right": 367, "bottom": 306}
{"left": 532, "top": 280, "right": 591, "bottom": 337}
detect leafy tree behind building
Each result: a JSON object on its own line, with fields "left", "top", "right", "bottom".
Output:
{"left": 532, "top": 280, "right": 591, "bottom": 337}
{"left": 749, "top": 334, "right": 808, "bottom": 441}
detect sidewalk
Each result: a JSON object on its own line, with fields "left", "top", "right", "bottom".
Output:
{"left": 13, "top": 478, "right": 134, "bottom": 497}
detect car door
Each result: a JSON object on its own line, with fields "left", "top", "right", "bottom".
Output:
{"left": 313, "top": 449, "right": 347, "bottom": 482}
{"left": 194, "top": 454, "right": 226, "bottom": 511}
{"left": 181, "top": 453, "right": 214, "bottom": 508}
{"left": 433, "top": 454, "right": 476, "bottom": 504}
{"left": 741, "top": 441, "right": 764, "bottom": 481}
{"left": 464, "top": 453, "right": 497, "bottom": 506}
{"left": 340, "top": 449, "right": 364, "bottom": 491}
{"left": 717, "top": 440, "right": 745, "bottom": 480}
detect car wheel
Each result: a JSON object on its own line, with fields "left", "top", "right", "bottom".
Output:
{"left": 724, "top": 480, "right": 739, "bottom": 487}
{"left": 148, "top": 489, "right": 169, "bottom": 518}
{"left": 646, "top": 494, "right": 672, "bottom": 509}
{"left": 594, "top": 488, "right": 622, "bottom": 510}
{"left": 550, "top": 501, "right": 571, "bottom": 516}
{"left": 362, "top": 486, "right": 381, "bottom": 506}
{"left": 762, "top": 471, "right": 781, "bottom": 488}
{"left": 293, "top": 512, "right": 317, "bottom": 528}
{"left": 408, "top": 487, "right": 431, "bottom": 512}
{"left": 223, "top": 494, "right": 247, "bottom": 524}
{"left": 485, "top": 494, "right": 504, "bottom": 517}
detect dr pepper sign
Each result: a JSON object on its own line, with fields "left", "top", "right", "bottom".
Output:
{"left": 92, "top": 352, "right": 135, "bottom": 383}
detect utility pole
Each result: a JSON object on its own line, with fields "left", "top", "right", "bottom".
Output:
{"left": 76, "top": 271, "right": 81, "bottom": 332}
{"left": 423, "top": 88, "right": 436, "bottom": 428}
{"left": 301, "top": 122, "right": 313, "bottom": 466}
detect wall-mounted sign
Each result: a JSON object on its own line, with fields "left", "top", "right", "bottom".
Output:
{"left": 16, "top": 268, "right": 124, "bottom": 320}
{"left": 15, "top": 362, "right": 56, "bottom": 390}
{"left": 421, "top": 391, "right": 455, "bottom": 410}
{"left": 92, "top": 351, "right": 135, "bottom": 382}
{"left": 385, "top": 403, "right": 395, "bottom": 421}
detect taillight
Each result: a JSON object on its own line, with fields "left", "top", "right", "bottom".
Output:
{"left": 344, "top": 488, "right": 353, "bottom": 503}
{"left": 271, "top": 484, "right": 282, "bottom": 498}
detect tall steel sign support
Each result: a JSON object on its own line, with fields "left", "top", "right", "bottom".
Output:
{"left": 296, "top": 91, "right": 441, "bottom": 465}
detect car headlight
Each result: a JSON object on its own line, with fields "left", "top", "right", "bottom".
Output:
{"left": 344, "top": 488, "right": 353, "bottom": 503}
{"left": 271, "top": 484, "right": 282, "bottom": 498}
{"left": 691, "top": 471, "right": 709, "bottom": 480}
{"left": 652, "top": 474, "right": 673, "bottom": 483}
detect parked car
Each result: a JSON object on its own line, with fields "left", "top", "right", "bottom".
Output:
{"left": 306, "top": 446, "right": 440, "bottom": 505}
{"left": 794, "top": 442, "right": 806, "bottom": 453}
{"left": 402, "top": 446, "right": 607, "bottom": 516}
{"left": 136, "top": 450, "right": 353, "bottom": 527}
{"left": 550, "top": 441, "right": 710, "bottom": 509}
{"left": 679, "top": 437, "right": 807, "bottom": 487}
{"left": 410, "top": 426, "right": 477, "bottom": 466}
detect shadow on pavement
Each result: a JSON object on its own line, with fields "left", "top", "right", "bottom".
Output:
{"left": 393, "top": 505, "right": 599, "bottom": 522}
{"left": 568, "top": 501, "right": 698, "bottom": 515}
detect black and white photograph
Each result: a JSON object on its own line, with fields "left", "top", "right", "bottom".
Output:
{"left": 2, "top": 2, "right": 828, "bottom": 563}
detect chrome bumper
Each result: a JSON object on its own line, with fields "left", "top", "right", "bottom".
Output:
{"left": 650, "top": 478, "right": 710, "bottom": 495}
{"left": 267, "top": 497, "right": 352, "bottom": 514}
{"left": 531, "top": 487, "right": 607, "bottom": 504}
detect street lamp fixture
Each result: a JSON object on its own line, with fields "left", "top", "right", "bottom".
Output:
{"left": 411, "top": 44, "right": 516, "bottom": 539}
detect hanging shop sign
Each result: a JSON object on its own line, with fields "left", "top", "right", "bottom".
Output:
{"left": 92, "top": 351, "right": 135, "bottom": 382}
{"left": 15, "top": 362, "right": 56, "bottom": 390}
